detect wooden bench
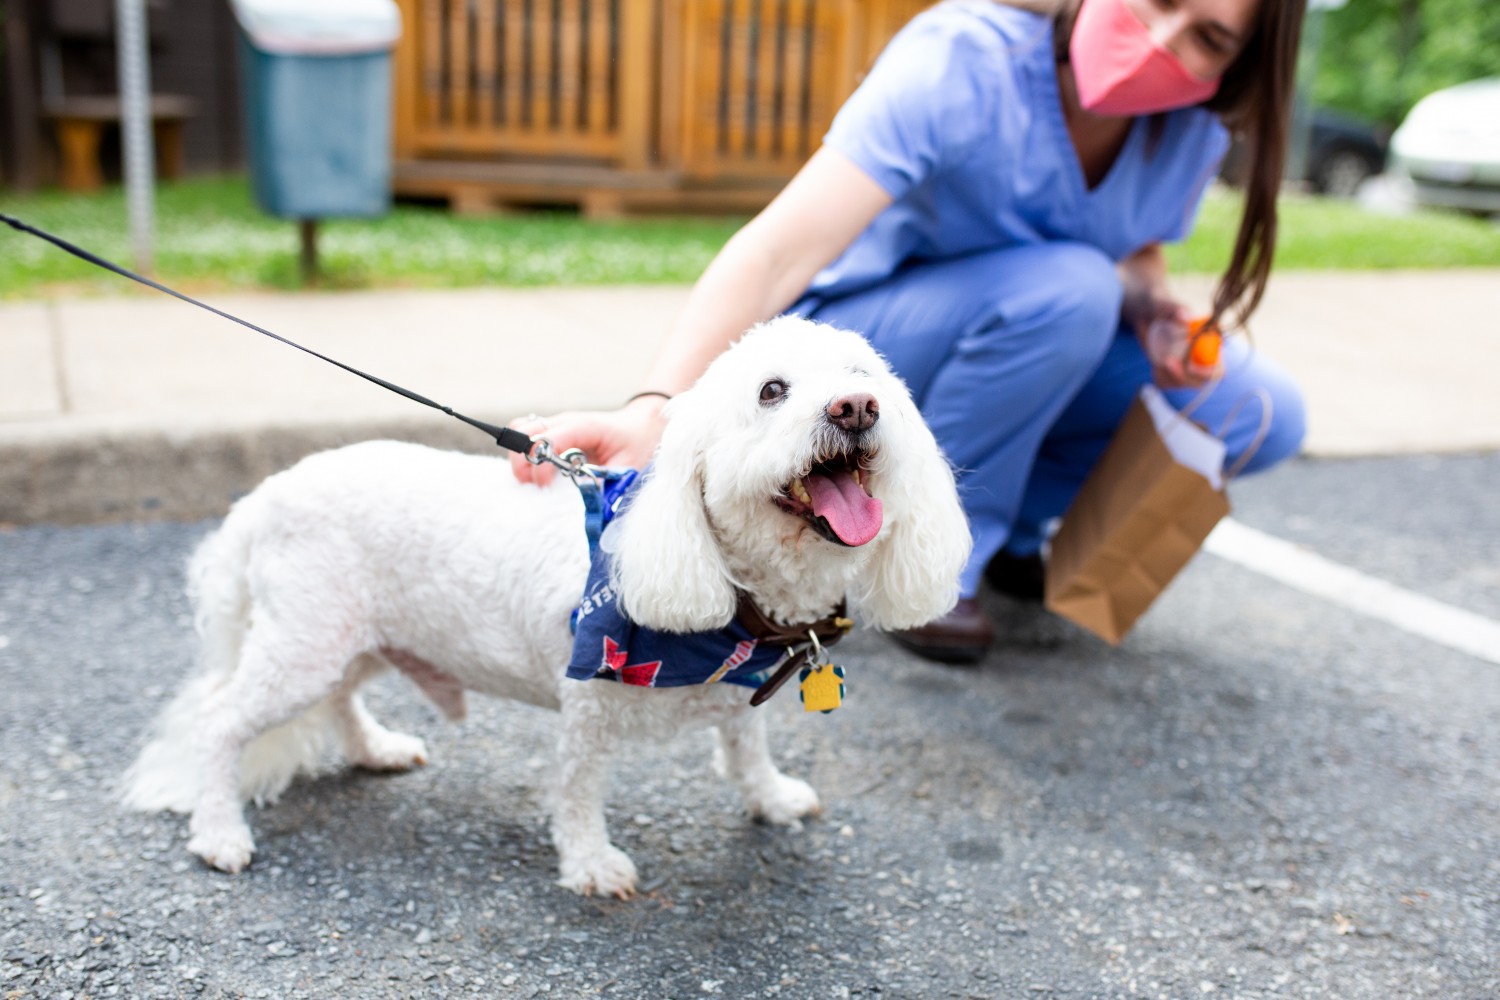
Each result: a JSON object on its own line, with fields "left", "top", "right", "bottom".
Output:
{"left": 43, "top": 94, "right": 197, "bottom": 192}
{"left": 390, "top": 0, "right": 930, "bottom": 216}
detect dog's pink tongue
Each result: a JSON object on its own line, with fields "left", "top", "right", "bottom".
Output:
{"left": 805, "top": 470, "right": 883, "bottom": 546}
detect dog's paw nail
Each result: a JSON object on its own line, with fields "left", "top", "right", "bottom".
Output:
{"left": 205, "top": 850, "right": 251, "bottom": 873}
{"left": 191, "top": 843, "right": 252, "bottom": 873}
{"left": 187, "top": 824, "right": 256, "bottom": 874}
{"left": 355, "top": 732, "right": 429, "bottom": 772}
{"left": 557, "top": 845, "right": 639, "bottom": 897}
{"left": 748, "top": 776, "right": 821, "bottom": 824}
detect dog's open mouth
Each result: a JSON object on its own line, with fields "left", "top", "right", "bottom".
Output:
{"left": 774, "top": 450, "right": 883, "bottom": 547}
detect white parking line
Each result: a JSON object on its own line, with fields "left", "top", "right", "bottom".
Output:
{"left": 1204, "top": 518, "right": 1500, "bottom": 666}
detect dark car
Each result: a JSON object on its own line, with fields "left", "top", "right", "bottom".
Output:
{"left": 1220, "top": 107, "right": 1389, "bottom": 198}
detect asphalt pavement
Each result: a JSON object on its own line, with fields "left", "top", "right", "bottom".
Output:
{"left": 1, "top": 452, "right": 1497, "bottom": 998}
{"left": 1, "top": 271, "right": 1498, "bottom": 998}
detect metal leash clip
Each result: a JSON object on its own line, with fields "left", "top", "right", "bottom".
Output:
{"left": 526, "top": 437, "right": 598, "bottom": 481}
{"left": 806, "top": 628, "right": 826, "bottom": 664}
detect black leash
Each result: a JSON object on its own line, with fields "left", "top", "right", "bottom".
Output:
{"left": 0, "top": 212, "right": 549, "bottom": 461}
{"left": 3, "top": 214, "right": 849, "bottom": 708}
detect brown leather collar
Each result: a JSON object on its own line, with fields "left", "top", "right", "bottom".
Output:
{"left": 736, "top": 591, "right": 852, "bottom": 646}
{"left": 736, "top": 591, "right": 854, "bottom": 706}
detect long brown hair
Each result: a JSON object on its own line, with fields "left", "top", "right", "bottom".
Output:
{"left": 1012, "top": 0, "right": 1308, "bottom": 330}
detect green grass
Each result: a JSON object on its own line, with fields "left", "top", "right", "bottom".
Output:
{"left": 0, "top": 175, "right": 744, "bottom": 299}
{"left": 1169, "top": 186, "right": 1500, "bottom": 273}
{"left": 2, "top": 174, "right": 1497, "bottom": 300}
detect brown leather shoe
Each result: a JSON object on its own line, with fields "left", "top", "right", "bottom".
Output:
{"left": 889, "top": 598, "right": 994, "bottom": 665}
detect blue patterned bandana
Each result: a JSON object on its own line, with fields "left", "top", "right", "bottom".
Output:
{"left": 565, "top": 477, "right": 790, "bottom": 689}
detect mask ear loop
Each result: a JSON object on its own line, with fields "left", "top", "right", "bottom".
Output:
{"left": 1216, "top": 387, "right": 1275, "bottom": 481}
{"left": 1175, "top": 371, "right": 1221, "bottom": 422}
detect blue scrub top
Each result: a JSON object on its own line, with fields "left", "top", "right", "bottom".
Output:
{"left": 806, "top": 0, "right": 1230, "bottom": 304}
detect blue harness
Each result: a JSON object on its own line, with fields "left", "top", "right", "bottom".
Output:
{"left": 566, "top": 474, "right": 791, "bottom": 689}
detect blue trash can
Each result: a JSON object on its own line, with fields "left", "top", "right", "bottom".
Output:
{"left": 233, "top": 0, "right": 401, "bottom": 220}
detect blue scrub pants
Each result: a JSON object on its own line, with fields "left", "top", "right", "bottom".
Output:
{"left": 794, "top": 242, "right": 1307, "bottom": 597}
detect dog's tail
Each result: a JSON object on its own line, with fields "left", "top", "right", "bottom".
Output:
{"left": 122, "top": 513, "right": 341, "bottom": 813}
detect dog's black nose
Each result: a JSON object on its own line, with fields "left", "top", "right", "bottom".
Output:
{"left": 827, "top": 393, "right": 879, "bottom": 432}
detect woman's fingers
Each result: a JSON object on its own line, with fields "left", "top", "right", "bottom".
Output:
{"left": 507, "top": 411, "right": 572, "bottom": 485}
{"left": 506, "top": 408, "right": 663, "bottom": 485}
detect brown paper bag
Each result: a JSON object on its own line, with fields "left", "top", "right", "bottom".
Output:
{"left": 1044, "top": 387, "right": 1231, "bottom": 645}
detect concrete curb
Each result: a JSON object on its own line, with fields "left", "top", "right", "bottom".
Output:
{"left": 0, "top": 416, "right": 511, "bottom": 526}
{"left": 2, "top": 271, "right": 1497, "bottom": 526}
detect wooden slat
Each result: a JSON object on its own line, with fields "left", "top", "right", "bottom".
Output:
{"left": 725, "top": 0, "right": 753, "bottom": 157}
{"left": 393, "top": 0, "right": 420, "bottom": 156}
{"left": 703, "top": 0, "right": 726, "bottom": 162}
{"left": 754, "top": 0, "right": 781, "bottom": 161}
{"left": 411, "top": 125, "right": 619, "bottom": 157}
{"left": 859, "top": 0, "right": 885, "bottom": 70}
{"left": 810, "top": 0, "right": 855, "bottom": 139}
{"left": 447, "top": 0, "right": 471, "bottom": 126}
{"left": 674, "top": 0, "right": 701, "bottom": 166}
{"left": 657, "top": 0, "right": 683, "bottom": 165}
{"left": 585, "top": 0, "right": 612, "bottom": 131}
{"left": 560, "top": 0, "right": 582, "bottom": 129}
{"left": 504, "top": 0, "right": 525, "bottom": 126}
{"left": 532, "top": 0, "right": 554, "bottom": 128}
{"left": 395, "top": 157, "right": 675, "bottom": 188}
{"left": 778, "top": 0, "right": 809, "bottom": 162}
{"left": 475, "top": 0, "right": 499, "bottom": 126}
{"left": 444, "top": 0, "right": 468, "bottom": 125}
{"left": 617, "top": 0, "right": 653, "bottom": 167}
{"left": 421, "top": 0, "right": 444, "bottom": 125}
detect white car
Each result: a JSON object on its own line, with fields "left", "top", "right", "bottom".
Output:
{"left": 1389, "top": 78, "right": 1500, "bottom": 215}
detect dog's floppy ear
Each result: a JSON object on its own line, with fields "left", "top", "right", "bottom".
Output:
{"left": 857, "top": 403, "right": 972, "bottom": 630}
{"left": 610, "top": 402, "right": 739, "bottom": 633}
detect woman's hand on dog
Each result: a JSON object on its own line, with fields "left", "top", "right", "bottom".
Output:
{"left": 508, "top": 396, "right": 669, "bottom": 485}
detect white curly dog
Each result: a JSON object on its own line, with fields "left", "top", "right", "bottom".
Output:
{"left": 123, "top": 316, "right": 970, "bottom": 897}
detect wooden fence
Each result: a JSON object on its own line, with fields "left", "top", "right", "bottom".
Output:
{"left": 391, "top": 0, "right": 929, "bottom": 215}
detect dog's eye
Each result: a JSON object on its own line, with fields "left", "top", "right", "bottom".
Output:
{"left": 759, "top": 379, "right": 787, "bottom": 405}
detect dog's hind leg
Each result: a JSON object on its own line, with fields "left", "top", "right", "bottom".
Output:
{"left": 550, "top": 691, "right": 639, "bottom": 897}
{"left": 715, "top": 710, "right": 821, "bottom": 825}
{"left": 330, "top": 654, "right": 430, "bottom": 772}
{"left": 186, "top": 625, "right": 361, "bottom": 874}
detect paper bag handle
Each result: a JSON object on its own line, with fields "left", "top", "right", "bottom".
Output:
{"left": 1217, "top": 387, "right": 1274, "bottom": 481}
{"left": 1170, "top": 369, "right": 1223, "bottom": 425}
{"left": 1158, "top": 380, "right": 1274, "bottom": 483}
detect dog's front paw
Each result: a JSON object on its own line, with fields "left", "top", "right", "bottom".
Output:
{"left": 557, "top": 844, "right": 639, "bottom": 899}
{"left": 747, "top": 774, "right": 821, "bottom": 826}
{"left": 187, "top": 824, "right": 256, "bottom": 873}
{"left": 352, "top": 729, "right": 429, "bottom": 772}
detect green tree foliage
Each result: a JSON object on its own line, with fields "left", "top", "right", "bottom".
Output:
{"left": 1313, "top": 0, "right": 1500, "bottom": 126}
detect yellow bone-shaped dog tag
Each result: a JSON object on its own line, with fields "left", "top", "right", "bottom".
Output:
{"left": 799, "top": 662, "right": 846, "bottom": 713}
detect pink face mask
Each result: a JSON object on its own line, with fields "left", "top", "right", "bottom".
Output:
{"left": 1069, "top": 0, "right": 1222, "bottom": 117}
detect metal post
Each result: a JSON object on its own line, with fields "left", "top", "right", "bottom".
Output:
{"left": 1291, "top": 0, "right": 1348, "bottom": 188}
{"left": 3, "top": 1, "right": 42, "bottom": 190}
{"left": 299, "top": 219, "right": 320, "bottom": 285}
{"left": 115, "top": 0, "right": 156, "bottom": 273}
